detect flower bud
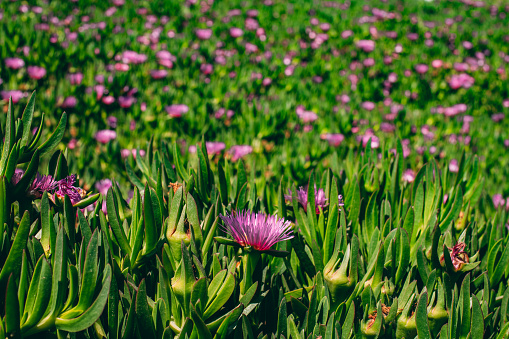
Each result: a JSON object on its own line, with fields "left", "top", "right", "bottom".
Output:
{"left": 324, "top": 236, "right": 359, "bottom": 305}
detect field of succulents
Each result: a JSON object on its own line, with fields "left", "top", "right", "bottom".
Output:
{"left": 2, "top": 0, "right": 509, "bottom": 338}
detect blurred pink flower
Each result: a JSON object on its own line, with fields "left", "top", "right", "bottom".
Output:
{"left": 68, "top": 72, "right": 84, "bottom": 85}
{"left": 449, "top": 159, "right": 459, "bottom": 173}
{"left": 1, "top": 90, "right": 25, "bottom": 103}
{"left": 356, "top": 40, "right": 375, "bottom": 52}
{"left": 27, "top": 66, "right": 46, "bottom": 79}
{"left": 230, "top": 27, "right": 244, "bottom": 38}
{"left": 196, "top": 29, "right": 212, "bottom": 40}
{"left": 95, "top": 130, "right": 117, "bottom": 143}
{"left": 118, "top": 96, "right": 136, "bottom": 108}
{"left": 150, "top": 69, "right": 168, "bottom": 79}
{"left": 229, "top": 145, "right": 253, "bottom": 161}
{"left": 62, "top": 96, "right": 77, "bottom": 108}
{"left": 5, "top": 58, "right": 25, "bottom": 69}
{"left": 166, "top": 104, "right": 189, "bottom": 118}
{"left": 320, "top": 133, "right": 345, "bottom": 147}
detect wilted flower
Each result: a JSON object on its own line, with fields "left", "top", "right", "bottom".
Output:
{"left": 440, "top": 242, "right": 469, "bottom": 271}
{"left": 54, "top": 174, "right": 86, "bottom": 205}
{"left": 219, "top": 210, "right": 293, "bottom": 251}
{"left": 11, "top": 169, "right": 25, "bottom": 186}
{"left": 95, "top": 130, "right": 117, "bottom": 143}
{"left": 27, "top": 173, "right": 58, "bottom": 198}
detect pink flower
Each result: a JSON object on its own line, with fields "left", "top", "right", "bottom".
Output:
{"left": 493, "top": 194, "right": 505, "bottom": 209}
{"left": 356, "top": 40, "right": 375, "bottom": 52}
{"left": 68, "top": 73, "right": 84, "bottom": 85}
{"left": 27, "top": 66, "right": 47, "bottom": 79}
{"left": 196, "top": 29, "right": 212, "bottom": 40}
{"left": 200, "top": 63, "right": 213, "bottom": 75}
{"left": 361, "top": 101, "right": 376, "bottom": 111}
{"left": 150, "top": 69, "right": 168, "bottom": 79}
{"left": 449, "top": 159, "right": 459, "bottom": 173}
{"left": 118, "top": 96, "right": 136, "bottom": 108}
{"left": 1, "top": 90, "right": 25, "bottom": 103}
{"left": 95, "top": 179, "right": 113, "bottom": 195}
{"left": 205, "top": 141, "right": 226, "bottom": 155}
{"left": 62, "top": 96, "right": 77, "bottom": 108}
{"left": 230, "top": 27, "right": 244, "bottom": 38}
{"left": 121, "top": 50, "right": 147, "bottom": 64}
{"left": 320, "top": 133, "right": 345, "bottom": 147}
{"left": 102, "top": 96, "right": 115, "bottom": 105}
{"left": 166, "top": 104, "right": 189, "bottom": 118}
{"left": 229, "top": 145, "right": 253, "bottom": 161}
{"left": 5, "top": 58, "right": 25, "bottom": 69}
{"left": 95, "top": 130, "right": 117, "bottom": 143}
{"left": 114, "top": 63, "right": 130, "bottom": 72}
{"left": 415, "top": 64, "right": 429, "bottom": 74}
{"left": 403, "top": 169, "right": 416, "bottom": 183}
{"left": 219, "top": 210, "right": 293, "bottom": 251}
{"left": 432, "top": 59, "right": 443, "bottom": 68}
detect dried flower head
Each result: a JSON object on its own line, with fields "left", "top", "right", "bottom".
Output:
{"left": 219, "top": 210, "right": 293, "bottom": 251}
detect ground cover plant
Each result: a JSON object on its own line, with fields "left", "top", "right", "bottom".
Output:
{"left": 1, "top": 0, "right": 509, "bottom": 338}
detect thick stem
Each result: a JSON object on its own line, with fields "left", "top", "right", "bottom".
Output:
{"left": 240, "top": 250, "right": 260, "bottom": 296}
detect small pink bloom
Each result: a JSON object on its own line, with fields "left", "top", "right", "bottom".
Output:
{"left": 5, "top": 58, "right": 25, "bottom": 69}
{"left": 27, "top": 66, "right": 46, "bottom": 79}
{"left": 95, "top": 130, "right": 117, "bottom": 144}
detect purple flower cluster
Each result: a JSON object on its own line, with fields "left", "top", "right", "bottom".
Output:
{"left": 219, "top": 210, "right": 293, "bottom": 251}
{"left": 285, "top": 186, "right": 344, "bottom": 214}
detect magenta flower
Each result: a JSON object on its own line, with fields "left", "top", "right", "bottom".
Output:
{"left": 205, "top": 141, "right": 226, "bottom": 155}
{"left": 415, "top": 64, "right": 429, "bottom": 74}
{"left": 493, "top": 194, "right": 505, "bottom": 209}
{"left": 118, "top": 96, "right": 136, "bottom": 108}
{"left": 150, "top": 69, "right": 168, "bottom": 79}
{"left": 95, "top": 130, "right": 117, "bottom": 144}
{"left": 95, "top": 179, "right": 113, "bottom": 195}
{"left": 230, "top": 27, "right": 244, "bottom": 38}
{"left": 403, "top": 169, "right": 416, "bottom": 183}
{"left": 229, "top": 145, "right": 253, "bottom": 161}
{"left": 68, "top": 72, "right": 84, "bottom": 85}
{"left": 219, "top": 210, "right": 293, "bottom": 251}
{"left": 356, "top": 40, "right": 375, "bottom": 52}
{"left": 107, "top": 116, "right": 118, "bottom": 128}
{"left": 54, "top": 174, "right": 86, "bottom": 205}
{"left": 5, "top": 58, "right": 25, "bottom": 69}
{"left": 27, "top": 173, "right": 58, "bottom": 198}
{"left": 196, "top": 29, "right": 212, "bottom": 40}
{"left": 166, "top": 104, "right": 189, "bottom": 118}
{"left": 449, "top": 159, "right": 459, "bottom": 173}
{"left": 121, "top": 50, "right": 147, "bottom": 64}
{"left": 285, "top": 186, "right": 340, "bottom": 214}
{"left": 11, "top": 169, "right": 25, "bottom": 186}
{"left": 320, "top": 133, "right": 345, "bottom": 147}
{"left": 102, "top": 96, "right": 115, "bottom": 105}
{"left": 27, "top": 66, "right": 47, "bottom": 79}
{"left": 62, "top": 96, "right": 77, "bottom": 108}
{"left": 1, "top": 90, "right": 25, "bottom": 103}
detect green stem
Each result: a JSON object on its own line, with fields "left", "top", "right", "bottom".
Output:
{"left": 240, "top": 250, "right": 260, "bottom": 296}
